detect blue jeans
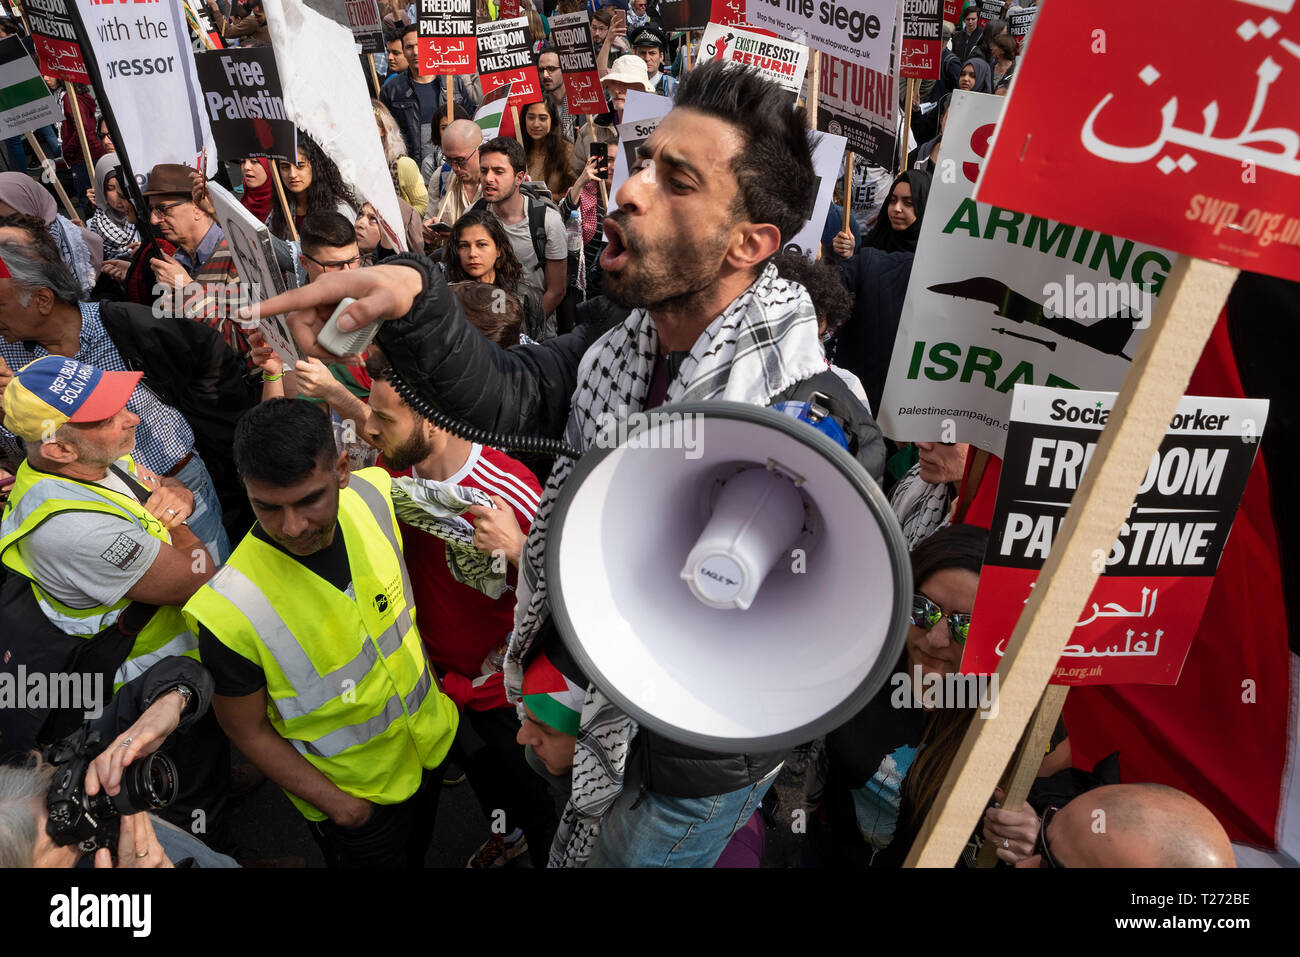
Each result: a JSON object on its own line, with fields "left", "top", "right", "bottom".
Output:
{"left": 586, "top": 766, "right": 779, "bottom": 868}
{"left": 174, "top": 452, "right": 230, "bottom": 565}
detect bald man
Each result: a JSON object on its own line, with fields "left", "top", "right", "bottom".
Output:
{"left": 427, "top": 120, "right": 485, "bottom": 230}
{"left": 1019, "top": 783, "right": 1236, "bottom": 868}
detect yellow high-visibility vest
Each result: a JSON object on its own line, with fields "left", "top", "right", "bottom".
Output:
{"left": 183, "top": 468, "right": 458, "bottom": 820}
{"left": 0, "top": 457, "right": 200, "bottom": 692}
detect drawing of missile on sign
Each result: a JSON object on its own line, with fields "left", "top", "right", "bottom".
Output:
{"left": 927, "top": 274, "right": 1153, "bottom": 359}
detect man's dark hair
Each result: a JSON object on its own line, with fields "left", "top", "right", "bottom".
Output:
{"left": 480, "top": 136, "right": 527, "bottom": 176}
{"left": 233, "top": 399, "right": 337, "bottom": 486}
{"left": 534, "top": 43, "right": 558, "bottom": 67}
{"left": 400, "top": 22, "right": 418, "bottom": 41}
{"left": 300, "top": 210, "right": 357, "bottom": 256}
{"left": 674, "top": 60, "right": 815, "bottom": 244}
{"left": 771, "top": 249, "right": 854, "bottom": 337}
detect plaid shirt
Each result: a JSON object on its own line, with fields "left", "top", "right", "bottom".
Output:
{"left": 0, "top": 302, "right": 195, "bottom": 474}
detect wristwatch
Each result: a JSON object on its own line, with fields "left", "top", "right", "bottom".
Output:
{"left": 169, "top": 683, "right": 194, "bottom": 714}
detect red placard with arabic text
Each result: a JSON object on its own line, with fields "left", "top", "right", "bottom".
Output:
{"left": 977, "top": 0, "right": 1300, "bottom": 284}
{"left": 901, "top": 0, "right": 943, "bottom": 79}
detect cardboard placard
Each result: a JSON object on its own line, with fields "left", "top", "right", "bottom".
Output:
{"left": 962, "top": 385, "right": 1267, "bottom": 686}
{"left": 658, "top": 0, "right": 710, "bottom": 32}
{"left": 696, "top": 21, "right": 807, "bottom": 95}
{"left": 878, "top": 91, "right": 1178, "bottom": 455}
{"left": 549, "top": 11, "right": 605, "bottom": 116}
{"left": 816, "top": 51, "right": 896, "bottom": 170}
{"left": 417, "top": 0, "right": 476, "bottom": 74}
{"left": 345, "top": 0, "right": 385, "bottom": 54}
{"left": 26, "top": 0, "right": 90, "bottom": 83}
{"left": 743, "top": 0, "right": 895, "bottom": 71}
{"left": 900, "top": 0, "right": 943, "bottom": 79}
{"left": 477, "top": 15, "right": 541, "bottom": 136}
{"left": 0, "top": 36, "right": 61, "bottom": 138}
{"left": 196, "top": 47, "right": 297, "bottom": 161}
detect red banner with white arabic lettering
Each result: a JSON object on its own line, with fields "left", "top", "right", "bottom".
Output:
{"left": 977, "top": 1, "right": 1300, "bottom": 284}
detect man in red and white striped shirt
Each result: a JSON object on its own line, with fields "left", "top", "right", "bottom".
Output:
{"left": 362, "top": 363, "right": 555, "bottom": 868}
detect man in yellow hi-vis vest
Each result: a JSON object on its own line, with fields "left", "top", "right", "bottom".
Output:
{"left": 184, "top": 398, "right": 459, "bottom": 867}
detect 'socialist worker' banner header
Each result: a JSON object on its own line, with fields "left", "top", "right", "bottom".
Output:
{"left": 962, "top": 384, "right": 1268, "bottom": 687}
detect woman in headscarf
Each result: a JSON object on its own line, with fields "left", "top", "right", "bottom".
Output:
{"left": 239, "top": 157, "right": 274, "bottom": 221}
{"left": 0, "top": 171, "right": 102, "bottom": 296}
{"left": 956, "top": 57, "right": 993, "bottom": 94}
{"left": 860, "top": 169, "right": 931, "bottom": 255}
{"left": 87, "top": 154, "right": 140, "bottom": 261}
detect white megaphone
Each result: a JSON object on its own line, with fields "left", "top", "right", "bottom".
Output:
{"left": 545, "top": 401, "right": 911, "bottom": 753}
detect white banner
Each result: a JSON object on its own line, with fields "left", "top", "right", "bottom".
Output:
{"left": 744, "top": 0, "right": 895, "bottom": 72}
{"left": 878, "top": 91, "right": 1178, "bottom": 456}
{"left": 787, "top": 129, "right": 846, "bottom": 258}
{"left": 72, "top": 0, "right": 215, "bottom": 188}
{"left": 262, "top": 0, "right": 406, "bottom": 250}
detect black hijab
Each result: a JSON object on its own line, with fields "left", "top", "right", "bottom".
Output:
{"left": 959, "top": 57, "right": 993, "bottom": 94}
{"left": 863, "top": 169, "right": 932, "bottom": 254}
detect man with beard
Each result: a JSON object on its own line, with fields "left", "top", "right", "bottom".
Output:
{"left": 360, "top": 351, "right": 553, "bottom": 868}
{"left": 183, "top": 399, "right": 461, "bottom": 867}
{"left": 536, "top": 45, "right": 577, "bottom": 143}
{"left": 244, "top": 61, "right": 885, "bottom": 867}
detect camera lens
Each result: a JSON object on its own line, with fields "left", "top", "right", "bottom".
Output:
{"left": 108, "top": 753, "right": 179, "bottom": 815}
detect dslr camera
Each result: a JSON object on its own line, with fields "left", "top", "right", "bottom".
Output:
{"left": 44, "top": 726, "right": 178, "bottom": 851}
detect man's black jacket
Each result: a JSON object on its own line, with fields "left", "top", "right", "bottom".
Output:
{"left": 98, "top": 301, "right": 254, "bottom": 536}
{"left": 378, "top": 254, "right": 888, "bottom": 799}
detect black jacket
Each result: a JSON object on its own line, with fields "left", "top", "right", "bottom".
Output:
{"left": 378, "top": 254, "right": 888, "bottom": 798}
{"left": 98, "top": 301, "right": 255, "bottom": 537}
{"left": 380, "top": 72, "right": 477, "bottom": 162}
{"left": 831, "top": 248, "right": 915, "bottom": 417}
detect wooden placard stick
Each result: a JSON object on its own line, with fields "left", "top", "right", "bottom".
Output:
{"left": 511, "top": 104, "right": 523, "bottom": 147}
{"left": 25, "top": 132, "right": 80, "bottom": 221}
{"left": 447, "top": 74, "right": 455, "bottom": 123}
{"left": 367, "top": 54, "right": 382, "bottom": 99}
{"left": 271, "top": 162, "right": 299, "bottom": 243}
{"left": 904, "top": 256, "right": 1240, "bottom": 868}
{"left": 806, "top": 49, "right": 820, "bottom": 129}
{"left": 972, "top": 684, "right": 1068, "bottom": 868}
{"left": 900, "top": 77, "right": 915, "bottom": 172}
{"left": 842, "top": 150, "right": 855, "bottom": 232}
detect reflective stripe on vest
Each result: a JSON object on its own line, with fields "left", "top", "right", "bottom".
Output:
{"left": 0, "top": 458, "right": 199, "bottom": 691}
{"left": 183, "top": 468, "right": 456, "bottom": 815}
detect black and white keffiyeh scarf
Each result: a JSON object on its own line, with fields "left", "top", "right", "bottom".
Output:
{"left": 503, "top": 262, "right": 827, "bottom": 867}
{"left": 390, "top": 474, "right": 506, "bottom": 597}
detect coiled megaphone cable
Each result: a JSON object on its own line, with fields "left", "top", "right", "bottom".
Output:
{"left": 385, "top": 367, "right": 583, "bottom": 459}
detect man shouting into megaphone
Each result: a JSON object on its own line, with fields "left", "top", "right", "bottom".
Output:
{"left": 242, "top": 60, "right": 885, "bottom": 868}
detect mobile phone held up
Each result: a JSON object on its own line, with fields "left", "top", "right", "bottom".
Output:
{"left": 592, "top": 142, "right": 611, "bottom": 180}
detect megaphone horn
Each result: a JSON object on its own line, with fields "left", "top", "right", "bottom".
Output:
{"left": 545, "top": 401, "right": 912, "bottom": 754}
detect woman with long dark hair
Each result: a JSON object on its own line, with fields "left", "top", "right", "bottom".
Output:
{"left": 521, "top": 99, "right": 574, "bottom": 199}
{"left": 821, "top": 524, "right": 1043, "bottom": 867}
{"left": 860, "top": 169, "right": 931, "bottom": 254}
{"left": 267, "top": 133, "right": 361, "bottom": 241}
{"left": 442, "top": 208, "right": 546, "bottom": 340}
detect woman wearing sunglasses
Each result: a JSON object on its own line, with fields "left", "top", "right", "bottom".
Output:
{"left": 820, "top": 524, "right": 1042, "bottom": 866}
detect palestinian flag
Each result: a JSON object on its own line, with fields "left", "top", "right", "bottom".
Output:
{"left": 0, "top": 37, "right": 59, "bottom": 136}
{"left": 473, "top": 81, "right": 514, "bottom": 140}
{"left": 522, "top": 646, "right": 587, "bottom": 737}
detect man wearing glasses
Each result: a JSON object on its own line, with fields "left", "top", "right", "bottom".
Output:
{"left": 426, "top": 120, "right": 485, "bottom": 242}
{"left": 536, "top": 46, "right": 576, "bottom": 143}
{"left": 297, "top": 212, "right": 362, "bottom": 283}
{"left": 142, "top": 164, "right": 249, "bottom": 366}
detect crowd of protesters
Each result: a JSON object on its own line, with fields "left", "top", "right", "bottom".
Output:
{"left": 0, "top": 0, "right": 1257, "bottom": 872}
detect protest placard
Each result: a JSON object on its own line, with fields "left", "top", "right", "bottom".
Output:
{"left": 418, "top": 0, "right": 476, "bottom": 74}
{"left": 900, "top": 0, "right": 942, "bottom": 79}
{"left": 549, "top": 12, "right": 605, "bottom": 116}
{"left": 943, "top": 0, "right": 960, "bottom": 22}
{"left": 977, "top": 1, "right": 1300, "bottom": 284}
{"left": 878, "top": 91, "right": 1177, "bottom": 456}
{"left": 0, "top": 37, "right": 61, "bottom": 138}
{"left": 659, "top": 0, "right": 710, "bottom": 32}
{"left": 499, "top": 0, "right": 520, "bottom": 17}
{"left": 196, "top": 47, "right": 296, "bottom": 161}
{"left": 477, "top": 16, "right": 541, "bottom": 136}
{"left": 816, "top": 52, "right": 894, "bottom": 168}
{"left": 344, "top": 0, "right": 384, "bottom": 54}
{"left": 1007, "top": 3, "right": 1037, "bottom": 48}
{"left": 607, "top": 91, "right": 674, "bottom": 213}
{"left": 183, "top": 0, "right": 224, "bottom": 49}
{"left": 743, "top": 0, "right": 895, "bottom": 71}
{"left": 696, "top": 22, "right": 807, "bottom": 95}
{"left": 961, "top": 384, "right": 1268, "bottom": 686}
{"left": 786, "top": 129, "right": 846, "bottom": 258}
{"left": 208, "top": 180, "right": 300, "bottom": 364}
{"left": 976, "top": 0, "right": 1002, "bottom": 28}
{"left": 70, "top": 0, "right": 215, "bottom": 183}
{"left": 25, "top": 0, "right": 89, "bottom": 83}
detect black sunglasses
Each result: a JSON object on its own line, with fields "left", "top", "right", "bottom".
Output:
{"left": 910, "top": 593, "right": 973, "bottom": 644}
{"left": 1036, "top": 806, "right": 1065, "bottom": 868}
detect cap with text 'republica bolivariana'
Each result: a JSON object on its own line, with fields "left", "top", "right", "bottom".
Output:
{"left": 2, "top": 355, "right": 141, "bottom": 442}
